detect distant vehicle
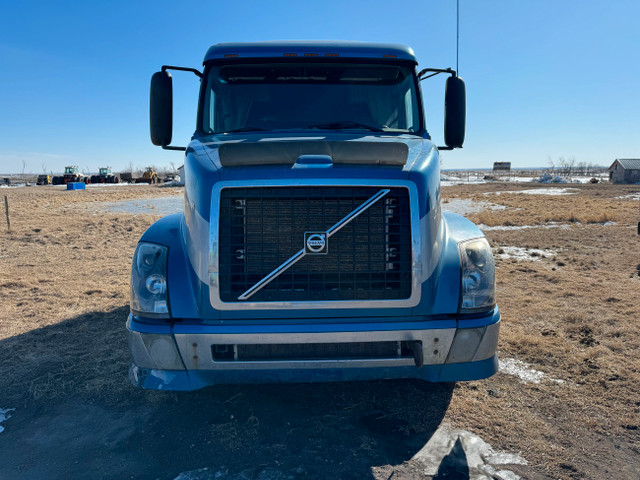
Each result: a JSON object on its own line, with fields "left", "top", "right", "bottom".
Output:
{"left": 36, "top": 175, "right": 51, "bottom": 185}
{"left": 90, "top": 167, "right": 120, "bottom": 184}
{"left": 1, "top": 178, "right": 10, "bottom": 186}
{"left": 120, "top": 172, "right": 134, "bottom": 183}
{"left": 135, "top": 167, "right": 160, "bottom": 184}
{"left": 52, "top": 166, "right": 90, "bottom": 185}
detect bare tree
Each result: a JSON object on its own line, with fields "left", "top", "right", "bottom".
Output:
{"left": 557, "top": 157, "right": 576, "bottom": 178}
{"left": 547, "top": 156, "right": 555, "bottom": 172}
{"left": 21, "top": 159, "right": 26, "bottom": 175}
{"left": 41, "top": 162, "right": 47, "bottom": 174}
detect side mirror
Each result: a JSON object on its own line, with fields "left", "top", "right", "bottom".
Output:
{"left": 150, "top": 71, "right": 173, "bottom": 147}
{"left": 444, "top": 76, "right": 466, "bottom": 149}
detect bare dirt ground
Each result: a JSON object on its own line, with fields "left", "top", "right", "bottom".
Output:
{"left": 0, "top": 183, "right": 639, "bottom": 479}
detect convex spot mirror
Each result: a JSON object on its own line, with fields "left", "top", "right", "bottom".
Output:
{"left": 444, "top": 76, "right": 466, "bottom": 149}
{"left": 150, "top": 71, "right": 173, "bottom": 147}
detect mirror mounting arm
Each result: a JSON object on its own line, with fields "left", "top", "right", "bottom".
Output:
{"left": 162, "top": 146, "right": 187, "bottom": 151}
{"left": 161, "top": 65, "right": 203, "bottom": 78}
{"left": 417, "top": 67, "right": 456, "bottom": 82}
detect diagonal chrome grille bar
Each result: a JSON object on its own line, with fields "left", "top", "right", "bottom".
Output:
{"left": 237, "top": 188, "right": 390, "bottom": 301}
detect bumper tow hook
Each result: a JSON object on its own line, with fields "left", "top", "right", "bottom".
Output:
{"left": 407, "top": 341, "right": 423, "bottom": 368}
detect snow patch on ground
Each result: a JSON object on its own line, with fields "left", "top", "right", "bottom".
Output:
{"left": 175, "top": 425, "right": 529, "bottom": 480}
{"left": 0, "top": 408, "right": 15, "bottom": 434}
{"left": 479, "top": 223, "right": 570, "bottom": 232}
{"left": 486, "top": 187, "right": 579, "bottom": 196}
{"left": 485, "top": 222, "right": 614, "bottom": 232}
{"left": 441, "top": 179, "right": 488, "bottom": 187}
{"left": 84, "top": 182, "right": 150, "bottom": 188}
{"left": 535, "top": 173, "right": 569, "bottom": 184}
{"left": 440, "top": 173, "right": 489, "bottom": 187}
{"left": 95, "top": 196, "right": 183, "bottom": 215}
{"left": 159, "top": 180, "right": 184, "bottom": 187}
{"left": 494, "top": 246, "right": 557, "bottom": 261}
{"left": 499, "top": 358, "right": 564, "bottom": 385}
{"left": 616, "top": 192, "right": 640, "bottom": 200}
{"left": 412, "top": 423, "right": 528, "bottom": 479}
{"left": 174, "top": 467, "right": 296, "bottom": 479}
{"left": 442, "top": 198, "right": 506, "bottom": 216}
{"left": 173, "top": 467, "right": 225, "bottom": 479}
{"left": 441, "top": 172, "right": 601, "bottom": 186}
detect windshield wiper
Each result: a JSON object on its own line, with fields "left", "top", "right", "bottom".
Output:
{"left": 224, "top": 126, "right": 268, "bottom": 133}
{"left": 307, "top": 121, "right": 384, "bottom": 133}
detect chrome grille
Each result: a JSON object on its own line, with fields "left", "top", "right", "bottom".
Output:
{"left": 218, "top": 186, "right": 412, "bottom": 302}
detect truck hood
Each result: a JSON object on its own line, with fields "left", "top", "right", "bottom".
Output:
{"left": 198, "top": 133, "right": 433, "bottom": 172}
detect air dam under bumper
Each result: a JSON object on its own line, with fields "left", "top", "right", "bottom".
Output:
{"left": 127, "top": 310, "right": 500, "bottom": 391}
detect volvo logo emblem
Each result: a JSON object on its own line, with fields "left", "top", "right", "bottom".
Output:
{"left": 304, "top": 232, "right": 328, "bottom": 255}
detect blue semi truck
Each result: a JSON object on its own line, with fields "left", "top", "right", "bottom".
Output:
{"left": 127, "top": 41, "right": 500, "bottom": 390}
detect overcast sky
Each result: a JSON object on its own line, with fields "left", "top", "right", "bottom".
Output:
{"left": 0, "top": 0, "right": 638, "bottom": 173}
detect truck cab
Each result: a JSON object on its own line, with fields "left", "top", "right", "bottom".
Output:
{"left": 128, "top": 42, "right": 499, "bottom": 391}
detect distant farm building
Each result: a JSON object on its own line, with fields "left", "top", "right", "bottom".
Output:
{"left": 608, "top": 159, "right": 640, "bottom": 184}
{"left": 493, "top": 162, "right": 511, "bottom": 172}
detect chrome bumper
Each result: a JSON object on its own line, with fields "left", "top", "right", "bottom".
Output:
{"left": 174, "top": 328, "right": 455, "bottom": 370}
{"left": 127, "top": 314, "right": 500, "bottom": 373}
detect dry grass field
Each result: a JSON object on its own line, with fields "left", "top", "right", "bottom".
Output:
{"left": 0, "top": 182, "right": 638, "bottom": 479}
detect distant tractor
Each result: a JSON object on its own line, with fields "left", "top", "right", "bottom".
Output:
{"left": 36, "top": 175, "right": 51, "bottom": 185}
{"left": 90, "top": 167, "right": 120, "bottom": 184}
{"left": 135, "top": 167, "right": 160, "bottom": 184}
{"left": 52, "top": 166, "right": 89, "bottom": 185}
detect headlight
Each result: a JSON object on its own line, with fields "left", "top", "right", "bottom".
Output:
{"left": 458, "top": 237, "right": 495, "bottom": 313}
{"left": 131, "top": 242, "right": 169, "bottom": 317}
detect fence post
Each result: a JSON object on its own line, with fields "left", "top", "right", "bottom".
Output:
{"left": 4, "top": 195, "right": 10, "bottom": 231}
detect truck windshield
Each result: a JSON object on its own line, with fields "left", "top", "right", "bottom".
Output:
{"left": 200, "top": 62, "right": 421, "bottom": 135}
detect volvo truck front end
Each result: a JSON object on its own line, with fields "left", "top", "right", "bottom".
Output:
{"left": 127, "top": 42, "right": 500, "bottom": 391}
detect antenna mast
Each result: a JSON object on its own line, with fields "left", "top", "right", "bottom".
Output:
{"left": 456, "top": 0, "right": 460, "bottom": 73}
